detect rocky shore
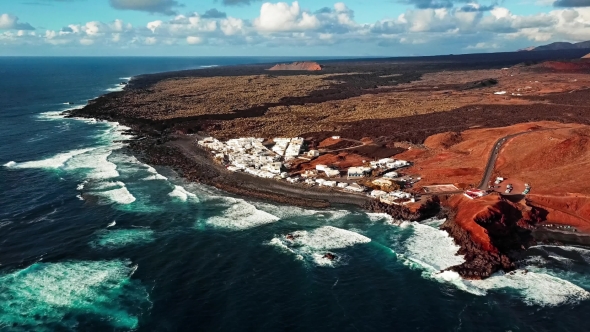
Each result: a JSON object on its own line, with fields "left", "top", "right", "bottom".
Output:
{"left": 66, "top": 53, "right": 590, "bottom": 280}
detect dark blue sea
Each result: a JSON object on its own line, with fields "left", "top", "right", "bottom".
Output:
{"left": 1, "top": 57, "right": 590, "bottom": 332}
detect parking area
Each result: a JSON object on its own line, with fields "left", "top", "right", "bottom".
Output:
{"left": 490, "top": 177, "right": 531, "bottom": 196}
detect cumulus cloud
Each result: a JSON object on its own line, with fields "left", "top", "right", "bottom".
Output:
{"left": 254, "top": 2, "right": 320, "bottom": 32}
{"left": 109, "top": 0, "right": 181, "bottom": 15}
{"left": 0, "top": 14, "right": 35, "bottom": 30}
{"left": 554, "top": 0, "right": 590, "bottom": 7}
{"left": 3, "top": 2, "right": 590, "bottom": 55}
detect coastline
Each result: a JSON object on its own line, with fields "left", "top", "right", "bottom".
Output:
{"left": 65, "top": 55, "right": 590, "bottom": 281}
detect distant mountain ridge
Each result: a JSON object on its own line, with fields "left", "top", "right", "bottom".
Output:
{"left": 521, "top": 40, "right": 590, "bottom": 52}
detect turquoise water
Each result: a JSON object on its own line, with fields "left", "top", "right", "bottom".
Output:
{"left": 1, "top": 57, "right": 590, "bottom": 331}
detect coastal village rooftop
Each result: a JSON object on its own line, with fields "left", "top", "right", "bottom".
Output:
{"left": 197, "top": 136, "right": 415, "bottom": 204}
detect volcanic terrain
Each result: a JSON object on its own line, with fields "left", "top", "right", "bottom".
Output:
{"left": 69, "top": 50, "right": 590, "bottom": 279}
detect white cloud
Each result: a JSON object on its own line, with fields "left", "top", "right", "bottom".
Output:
{"left": 0, "top": 13, "right": 34, "bottom": 30}
{"left": 3, "top": 2, "right": 590, "bottom": 55}
{"left": 254, "top": 2, "right": 320, "bottom": 32}
{"left": 186, "top": 36, "right": 203, "bottom": 44}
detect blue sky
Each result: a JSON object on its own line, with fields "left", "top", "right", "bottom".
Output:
{"left": 1, "top": 0, "right": 589, "bottom": 56}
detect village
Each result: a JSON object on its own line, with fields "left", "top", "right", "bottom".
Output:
{"left": 196, "top": 136, "right": 419, "bottom": 206}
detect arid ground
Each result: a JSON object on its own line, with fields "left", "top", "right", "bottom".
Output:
{"left": 70, "top": 49, "right": 590, "bottom": 278}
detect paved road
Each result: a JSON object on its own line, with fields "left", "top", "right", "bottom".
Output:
{"left": 477, "top": 128, "right": 562, "bottom": 190}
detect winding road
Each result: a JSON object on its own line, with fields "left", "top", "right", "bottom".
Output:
{"left": 477, "top": 128, "right": 564, "bottom": 190}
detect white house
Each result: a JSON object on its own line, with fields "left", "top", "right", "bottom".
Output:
{"left": 324, "top": 169, "right": 340, "bottom": 178}
{"left": 307, "top": 150, "right": 320, "bottom": 158}
{"left": 370, "top": 190, "right": 387, "bottom": 198}
{"left": 345, "top": 183, "right": 366, "bottom": 192}
{"left": 316, "top": 164, "right": 328, "bottom": 171}
{"left": 347, "top": 166, "right": 371, "bottom": 179}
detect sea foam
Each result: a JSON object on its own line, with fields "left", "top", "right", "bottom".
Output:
{"left": 90, "top": 229, "right": 155, "bottom": 249}
{"left": 168, "top": 185, "right": 199, "bottom": 202}
{"left": 4, "top": 148, "right": 95, "bottom": 169}
{"left": 269, "top": 226, "right": 371, "bottom": 267}
{"left": 205, "top": 199, "right": 279, "bottom": 230}
{"left": 393, "top": 221, "right": 590, "bottom": 307}
{"left": 0, "top": 260, "right": 149, "bottom": 331}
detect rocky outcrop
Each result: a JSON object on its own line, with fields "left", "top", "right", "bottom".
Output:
{"left": 364, "top": 197, "right": 443, "bottom": 221}
{"left": 268, "top": 61, "right": 322, "bottom": 71}
{"left": 440, "top": 194, "right": 540, "bottom": 279}
{"left": 583, "top": 53, "right": 590, "bottom": 59}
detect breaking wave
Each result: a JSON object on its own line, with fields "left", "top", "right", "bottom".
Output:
{"left": 392, "top": 221, "right": 590, "bottom": 307}
{"left": 0, "top": 260, "right": 149, "bottom": 331}
{"left": 4, "top": 148, "right": 96, "bottom": 169}
{"left": 168, "top": 185, "right": 199, "bottom": 202}
{"left": 205, "top": 200, "right": 279, "bottom": 230}
{"left": 268, "top": 226, "right": 371, "bottom": 267}
{"left": 253, "top": 202, "right": 350, "bottom": 222}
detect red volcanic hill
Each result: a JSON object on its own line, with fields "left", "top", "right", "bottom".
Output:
{"left": 268, "top": 61, "right": 322, "bottom": 71}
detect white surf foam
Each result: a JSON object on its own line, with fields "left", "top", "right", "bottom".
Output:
{"left": 253, "top": 202, "right": 350, "bottom": 222}
{"left": 206, "top": 200, "right": 279, "bottom": 230}
{"left": 532, "top": 245, "right": 590, "bottom": 264}
{"left": 403, "top": 222, "right": 465, "bottom": 271}
{"left": 119, "top": 77, "right": 132, "bottom": 80}
{"left": 367, "top": 213, "right": 394, "bottom": 223}
{"left": 37, "top": 111, "right": 66, "bottom": 121}
{"left": 143, "top": 166, "right": 167, "bottom": 180}
{"left": 465, "top": 270, "right": 590, "bottom": 306}
{"left": 290, "top": 226, "right": 371, "bottom": 251}
{"left": 107, "top": 221, "right": 116, "bottom": 228}
{"left": 5, "top": 148, "right": 95, "bottom": 169}
{"left": 97, "top": 184, "right": 136, "bottom": 205}
{"left": 392, "top": 222, "right": 590, "bottom": 306}
{"left": 65, "top": 149, "right": 119, "bottom": 180}
{"left": 106, "top": 85, "right": 124, "bottom": 92}
{"left": 168, "top": 185, "right": 199, "bottom": 202}
{"left": 268, "top": 226, "right": 371, "bottom": 267}
{"left": 90, "top": 229, "right": 155, "bottom": 249}
{"left": 0, "top": 260, "right": 148, "bottom": 330}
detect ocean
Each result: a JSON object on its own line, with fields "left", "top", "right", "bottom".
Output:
{"left": 1, "top": 57, "right": 590, "bottom": 332}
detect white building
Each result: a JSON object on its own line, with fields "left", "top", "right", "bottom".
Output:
{"left": 261, "top": 162, "right": 283, "bottom": 174}
{"left": 324, "top": 169, "right": 340, "bottom": 178}
{"left": 316, "top": 164, "right": 328, "bottom": 171}
{"left": 307, "top": 150, "right": 320, "bottom": 158}
{"left": 337, "top": 182, "right": 348, "bottom": 188}
{"left": 382, "top": 171, "right": 398, "bottom": 179}
{"left": 371, "top": 190, "right": 387, "bottom": 198}
{"left": 347, "top": 167, "right": 371, "bottom": 179}
{"left": 322, "top": 181, "right": 337, "bottom": 187}
{"left": 344, "top": 183, "right": 366, "bottom": 192}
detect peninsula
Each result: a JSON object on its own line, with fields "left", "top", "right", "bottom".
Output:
{"left": 69, "top": 50, "right": 590, "bottom": 279}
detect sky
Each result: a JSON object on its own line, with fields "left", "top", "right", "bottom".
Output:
{"left": 1, "top": 0, "right": 589, "bottom": 56}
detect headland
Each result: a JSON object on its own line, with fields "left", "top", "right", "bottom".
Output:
{"left": 68, "top": 49, "right": 590, "bottom": 280}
